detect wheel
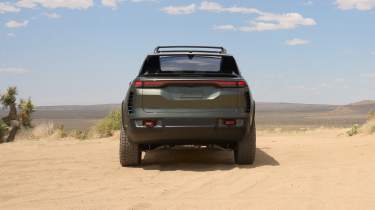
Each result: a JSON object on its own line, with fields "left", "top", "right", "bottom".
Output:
{"left": 119, "top": 125, "right": 141, "bottom": 167}
{"left": 234, "top": 121, "right": 256, "bottom": 165}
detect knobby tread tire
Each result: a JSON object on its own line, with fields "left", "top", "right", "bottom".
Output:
{"left": 234, "top": 121, "right": 256, "bottom": 165}
{"left": 119, "top": 126, "right": 141, "bottom": 167}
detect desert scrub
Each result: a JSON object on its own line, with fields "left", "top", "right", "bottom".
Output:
{"left": 94, "top": 109, "right": 121, "bottom": 137}
{"left": 346, "top": 124, "right": 360, "bottom": 136}
{"left": 31, "top": 122, "right": 55, "bottom": 139}
{"left": 1, "top": 86, "right": 35, "bottom": 142}
{"left": 0, "top": 119, "right": 8, "bottom": 143}
{"left": 360, "top": 112, "right": 375, "bottom": 135}
{"left": 55, "top": 125, "right": 68, "bottom": 138}
{"left": 69, "top": 129, "right": 89, "bottom": 140}
{"left": 368, "top": 111, "right": 375, "bottom": 121}
{"left": 361, "top": 120, "right": 375, "bottom": 135}
{"left": 19, "top": 98, "right": 35, "bottom": 128}
{"left": 346, "top": 111, "right": 375, "bottom": 136}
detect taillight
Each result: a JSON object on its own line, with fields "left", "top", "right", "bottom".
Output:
{"left": 220, "top": 119, "right": 244, "bottom": 127}
{"left": 133, "top": 80, "right": 247, "bottom": 88}
{"left": 134, "top": 81, "right": 143, "bottom": 87}
{"left": 143, "top": 120, "right": 157, "bottom": 128}
{"left": 216, "top": 80, "right": 248, "bottom": 88}
{"left": 134, "top": 120, "right": 162, "bottom": 128}
{"left": 237, "top": 81, "right": 247, "bottom": 87}
{"left": 223, "top": 119, "right": 236, "bottom": 126}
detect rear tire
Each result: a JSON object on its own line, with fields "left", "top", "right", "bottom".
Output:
{"left": 120, "top": 125, "right": 141, "bottom": 167}
{"left": 234, "top": 121, "right": 256, "bottom": 165}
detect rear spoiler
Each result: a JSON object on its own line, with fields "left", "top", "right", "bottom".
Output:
{"left": 154, "top": 46, "right": 227, "bottom": 54}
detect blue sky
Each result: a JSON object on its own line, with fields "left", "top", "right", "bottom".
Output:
{"left": 0, "top": 0, "right": 374, "bottom": 105}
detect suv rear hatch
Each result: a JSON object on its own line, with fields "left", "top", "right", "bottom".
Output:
{"left": 138, "top": 78, "right": 245, "bottom": 113}
{"left": 137, "top": 53, "right": 245, "bottom": 114}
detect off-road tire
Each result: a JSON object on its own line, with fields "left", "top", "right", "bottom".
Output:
{"left": 234, "top": 121, "right": 256, "bottom": 165}
{"left": 120, "top": 126, "right": 141, "bottom": 167}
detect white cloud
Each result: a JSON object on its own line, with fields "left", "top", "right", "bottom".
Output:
{"left": 245, "top": 13, "right": 316, "bottom": 31}
{"left": 336, "top": 0, "right": 375, "bottom": 10}
{"left": 161, "top": 4, "right": 196, "bottom": 15}
{"left": 163, "top": 1, "right": 316, "bottom": 32}
{"left": 216, "top": 12, "right": 316, "bottom": 32}
{"left": 200, "top": 1, "right": 261, "bottom": 14}
{"left": 7, "top": 33, "right": 16, "bottom": 37}
{"left": 285, "top": 38, "right": 310, "bottom": 46}
{"left": 0, "top": 68, "right": 30, "bottom": 74}
{"left": 15, "top": 0, "right": 36, "bottom": 8}
{"left": 44, "top": 12, "right": 61, "bottom": 19}
{"left": 102, "top": 0, "right": 120, "bottom": 8}
{"left": 16, "top": 0, "right": 93, "bottom": 10}
{"left": 213, "top": 24, "right": 236, "bottom": 31}
{"left": 5, "top": 20, "right": 29, "bottom": 28}
{"left": 0, "top": 2, "right": 21, "bottom": 14}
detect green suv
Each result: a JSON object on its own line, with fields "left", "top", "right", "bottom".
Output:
{"left": 120, "top": 46, "right": 256, "bottom": 166}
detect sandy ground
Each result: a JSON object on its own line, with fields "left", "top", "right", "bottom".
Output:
{"left": 1, "top": 130, "right": 375, "bottom": 210}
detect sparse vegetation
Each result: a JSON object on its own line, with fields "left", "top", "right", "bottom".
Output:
{"left": 69, "top": 129, "right": 89, "bottom": 140}
{"left": 360, "top": 111, "right": 375, "bottom": 135}
{"left": 1, "top": 87, "right": 20, "bottom": 143}
{"left": 19, "top": 98, "right": 35, "bottom": 128}
{"left": 13, "top": 109, "right": 122, "bottom": 141}
{"left": 0, "top": 119, "right": 8, "bottom": 143}
{"left": 93, "top": 109, "right": 121, "bottom": 137}
{"left": 368, "top": 111, "right": 375, "bottom": 121}
{"left": 0, "top": 86, "right": 36, "bottom": 143}
{"left": 346, "top": 124, "right": 360, "bottom": 136}
{"left": 346, "top": 111, "right": 375, "bottom": 136}
{"left": 55, "top": 125, "right": 68, "bottom": 138}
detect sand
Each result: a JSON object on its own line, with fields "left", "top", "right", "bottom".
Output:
{"left": 1, "top": 130, "right": 375, "bottom": 210}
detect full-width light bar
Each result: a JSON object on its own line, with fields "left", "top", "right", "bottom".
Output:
{"left": 133, "top": 80, "right": 248, "bottom": 88}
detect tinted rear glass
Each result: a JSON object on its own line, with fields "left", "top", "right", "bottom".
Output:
{"left": 160, "top": 55, "right": 221, "bottom": 72}
{"left": 139, "top": 55, "right": 239, "bottom": 76}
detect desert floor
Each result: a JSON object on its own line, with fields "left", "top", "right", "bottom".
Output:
{"left": 1, "top": 130, "right": 375, "bottom": 210}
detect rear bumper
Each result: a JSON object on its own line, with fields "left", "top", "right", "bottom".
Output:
{"left": 126, "top": 125, "right": 247, "bottom": 145}
{"left": 122, "top": 102, "right": 255, "bottom": 145}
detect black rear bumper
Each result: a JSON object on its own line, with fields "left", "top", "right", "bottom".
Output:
{"left": 127, "top": 126, "right": 247, "bottom": 145}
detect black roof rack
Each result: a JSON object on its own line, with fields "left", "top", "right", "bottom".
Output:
{"left": 154, "top": 46, "right": 227, "bottom": 54}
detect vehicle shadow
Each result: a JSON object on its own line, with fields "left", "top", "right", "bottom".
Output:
{"left": 141, "top": 147, "right": 279, "bottom": 171}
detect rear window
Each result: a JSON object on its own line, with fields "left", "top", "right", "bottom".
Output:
{"left": 160, "top": 55, "right": 221, "bottom": 72}
{"left": 140, "top": 55, "right": 240, "bottom": 77}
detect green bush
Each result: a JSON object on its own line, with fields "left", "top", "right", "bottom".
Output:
{"left": 0, "top": 119, "right": 8, "bottom": 143}
{"left": 19, "top": 98, "right": 35, "bottom": 128}
{"left": 346, "top": 124, "right": 360, "bottom": 136}
{"left": 94, "top": 109, "right": 121, "bottom": 137}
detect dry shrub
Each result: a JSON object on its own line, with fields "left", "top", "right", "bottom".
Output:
{"left": 346, "top": 124, "right": 360, "bottom": 136}
{"left": 347, "top": 111, "right": 375, "bottom": 136}
{"left": 368, "top": 111, "right": 375, "bottom": 121}
{"left": 31, "top": 121, "right": 55, "bottom": 139}
{"left": 0, "top": 119, "right": 8, "bottom": 143}
{"left": 21, "top": 122, "right": 91, "bottom": 140}
{"left": 93, "top": 109, "right": 121, "bottom": 138}
{"left": 360, "top": 119, "right": 375, "bottom": 135}
{"left": 68, "top": 129, "right": 89, "bottom": 140}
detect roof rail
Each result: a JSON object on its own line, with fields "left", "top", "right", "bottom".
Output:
{"left": 154, "top": 46, "right": 227, "bottom": 54}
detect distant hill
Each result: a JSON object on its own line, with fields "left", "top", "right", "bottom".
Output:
{"left": 349, "top": 100, "right": 375, "bottom": 106}
{"left": 330, "top": 100, "right": 375, "bottom": 115}
{"left": 1, "top": 100, "right": 374, "bottom": 130}
{"left": 256, "top": 102, "right": 337, "bottom": 112}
